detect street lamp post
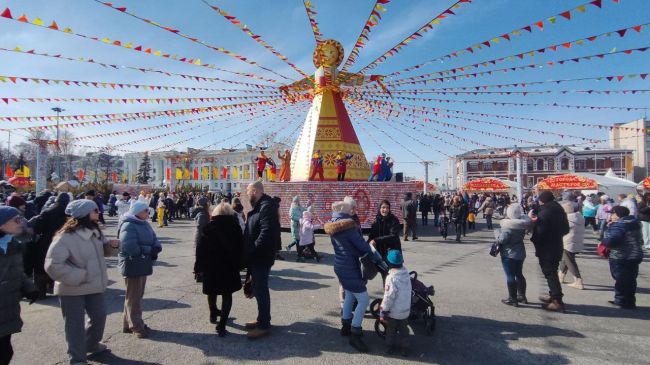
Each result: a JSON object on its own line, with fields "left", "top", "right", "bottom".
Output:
{"left": 51, "top": 107, "right": 65, "bottom": 180}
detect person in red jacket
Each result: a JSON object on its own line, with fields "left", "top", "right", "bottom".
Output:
{"left": 309, "top": 150, "right": 324, "bottom": 181}
{"left": 368, "top": 155, "right": 382, "bottom": 181}
{"left": 254, "top": 151, "right": 268, "bottom": 179}
{"left": 335, "top": 151, "right": 353, "bottom": 181}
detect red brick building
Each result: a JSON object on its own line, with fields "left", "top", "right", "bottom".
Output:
{"left": 451, "top": 145, "right": 633, "bottom": 190}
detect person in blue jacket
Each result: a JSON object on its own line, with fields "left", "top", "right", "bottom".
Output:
{"left": 118, "top": 201, "right": 162, "bottom": 338}
{"left": 602, "top": 205, "right": 644, "bottom": 309}
{"left": 325, "top": 200, "right": 372, "bottom": 353}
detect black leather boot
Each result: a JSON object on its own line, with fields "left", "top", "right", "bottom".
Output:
{"left": 349, "top": 326, "right": 369, "bottom": 353}
{"left": 516, "top": 278, "right": 528, "bottom": 304}
{"left": 340, "top": 318, "right": 352, "bottom": 336}
{"left": 501, "top": 283, "right": 519, "bottom": 307}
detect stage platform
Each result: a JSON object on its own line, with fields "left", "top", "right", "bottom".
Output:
{"left": 242, "top": 181, "right": 418, "bottom": 229}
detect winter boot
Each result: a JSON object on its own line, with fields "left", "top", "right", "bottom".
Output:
{"left": 340, "top": 318, "right": 352, "bottom": 336}
{"left": 542, "top": 299, "right": 566, "bottom": 313}
{"left": 349, "top": 327, "right": 369, "bottom": 353}
{"left": 501, "top": 283, "right": 518, "bottom": 307}
{"left": 568, "top": 278, "right": 584, "bottom": 290}
{"left": 516, "top": 278, "right": 528, "bottom": 304}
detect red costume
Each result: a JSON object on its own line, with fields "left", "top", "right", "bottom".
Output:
{"left": 309, "top": 151, "right": 324, "bottom": 181}
{"left": 335, "top": 152, "right": 353, "bottom": 181}
{"left": 255, "top": 152, "right": 267, "bottom": 178}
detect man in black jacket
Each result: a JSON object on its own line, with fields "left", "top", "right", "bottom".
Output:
{"left": 244, "top": 180, "right": 279, "bottom": 339}
{"left": 400, "top": 192, "right": 418, "bottom": 241}
{"left": 530, "top": 191, "right": 570, "bottom": 312}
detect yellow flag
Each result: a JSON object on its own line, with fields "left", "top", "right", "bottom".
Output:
{"left": 183, "top": 168, "right": 190, "bottom": 180}
{"left": 175, "top": 168, "right": 182, "bottom": 180}
{"left": 23, "top": 165, "right": 30, "bottom": 177}
{"left": 233, "top": 167, "right": 239, "bottom": 179}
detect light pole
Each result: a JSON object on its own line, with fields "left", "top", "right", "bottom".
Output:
{"left": 51, "top": 107, "right": 65, "bottom": 180}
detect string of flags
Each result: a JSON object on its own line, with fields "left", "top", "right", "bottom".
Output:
{"left": 0, "top": 98, "right": 289, "bottom": 122}
{"left": 203, "top": 1, "right": 309, "bottom": 78}
{"left": 94, "top": 1, "right": 291, "bottom": 82}
{"left": 0, "top": 46, "right": 277, "bottom": 89}
{"left": 386, "top": 0, "right": 621, "bottom": 78}
{"left": 355, "top": 0, "right": 473, "bottom": 74}
{"left": 0, "top": 74, "right": 281, "bottom": 94}
{"left": 0, "top": 95, "right": 278, "bottom": 105}
{"left": 302, "top": 1, "right": 324, "bottom": 44}
{"left": 339, "top": 0, "right": 390, "bottom": 73}
{"left": 384, "top": 46, "right": 650, "bottom": 87}
{"left": 0, "top": 7, "right": 278, "bottom": 83}
{"left": 387, "top": 22, "right": 648, "bottom": 84}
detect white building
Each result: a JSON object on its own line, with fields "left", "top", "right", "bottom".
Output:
{"left": 609, "top": 118, "right": 650, "bottom": 181}
{"left": 122, "top": 143, "right": 289, "bottom": 193}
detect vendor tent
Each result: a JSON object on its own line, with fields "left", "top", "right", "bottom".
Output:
{"left": 463, "top": 177, "right": 517, "bottom": 194}
{"left": 576, "top": 172, "right": 637, "bottom": 197}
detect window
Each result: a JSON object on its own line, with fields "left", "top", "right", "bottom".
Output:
{"left": 536, "top": 159, "right": 544, "bottom": 171}
{"left": 561, "top": 157, "right": 569, "bottom": 170}
{"left": 596, "top": 158, "right": 605, "bottom": 169}
{"left": 547, "top": 158, "right": 555, "bottom": 171}
{"left": 483, "top": 161, "right": 492, "bottom": 171}
{"left": 526, "top": 159, "right": 534, "bottom": 171}
{"left": 467, "top": 161, "right": 479, "bottom": 172}
{"left": 574, "top": 159, "right": 586, "bottom": 171}
{"left": 611, "top": 157, "right": 622, "bottom": 170}
{"left": 527, "top": 176, "right": 534, "bottom": 187}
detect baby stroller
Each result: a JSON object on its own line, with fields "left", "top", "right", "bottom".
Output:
{"left": 369, "top": 271, "right": 436, "bottom": 338}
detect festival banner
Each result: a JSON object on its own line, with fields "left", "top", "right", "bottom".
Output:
{"left": 0, "top": 95, "right": 278, "bottom": 105}
{"left": 536, "top": 175, "right": 598, "bottom": 190}
{"left": 386, "top": 0, "right": 621, "bottom": 78}
{"left": 463, "top": 178, "right": 510, "bottom": 192}
{"left": 175, "top": 168, "right": 183, "bottom": 180}
{"left": 222, "top": 167, "right": 228, "bottom": 179}
{"left": 302, "top": 0, "right": 324, "bottom": 44}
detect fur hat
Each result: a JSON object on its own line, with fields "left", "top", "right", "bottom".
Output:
{"left": 331, "top": 201, "right": 353, "bottom": 215}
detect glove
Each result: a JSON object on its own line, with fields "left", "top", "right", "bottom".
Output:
{"left": 25, "top": 290, "right": 39, "bottom": 305}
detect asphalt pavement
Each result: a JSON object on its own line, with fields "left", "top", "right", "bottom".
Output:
{"left": 10, "top": 214, "right": 650, "bottom": 365}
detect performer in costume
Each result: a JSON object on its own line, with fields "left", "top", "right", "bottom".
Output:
{"left": 335, "top": 151, "right": 354, "bottom": 181}
{"left": 309, "top": 150, "right": 324, "bottom": 181}
{"left": 384, "top": 156, "right": 394, "bottom": 181}
{"left": 267, "top": 158, "right": 277, "bottom": 182}
{"left": 379, "top": 154, "right": 389, "bottom": 181}
{"left": 277, "top": 149, "right": 292, "bottom": 182}
{"left": 254, "top": 151, "right": 268, "bottom": 179}
{"left": 369, "top": 155, "right": 382, "bottom": 181}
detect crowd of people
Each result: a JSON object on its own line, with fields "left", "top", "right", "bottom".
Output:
{"left": 0, "top": 183, "right": 647, "bottom": 363}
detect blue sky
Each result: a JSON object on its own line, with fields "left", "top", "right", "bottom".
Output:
{"left": 0, "top": 0, "right": 649, "bottom": 181}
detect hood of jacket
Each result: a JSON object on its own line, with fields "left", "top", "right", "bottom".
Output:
{"left": 500, "top": 217, "right": 530, "bottom": 231}
{"left": 324, "top": 217, "right": 357, "bottom": 236}
{"left": 617, "top": 215, "right": 640, "bottom": 230}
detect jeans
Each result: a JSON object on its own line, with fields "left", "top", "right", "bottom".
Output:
{"left": 385, "top": 318, "right": 409, "bottom": 348}
{"left": 501, "top": 257, "right": 525, "bottom": 286}
{"left": 342, "top": 289, "right": 369, "bottom": 328}
{"left": 421, "top": 212, "right": 428, "bottom": 226}
{"left": 486, "top": 214, "right": 493, "bottom": 229}
{"left": 433, "top": 211, "right": 440, "bottom": 226}
{"left": 538, "top": 258, "right": 563, "bottom": 301}
{"left": 59, "top": 293, "right": 107, "bottom": 364}
{"left": 251, "top": 265, "right": 272, "bottom": 329}
{"left": 609, "top": 259, "right": 642, "bottom": 307}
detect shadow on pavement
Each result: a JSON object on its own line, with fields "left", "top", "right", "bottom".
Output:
{"left": 566, "top": 303, "right": 649, "bottom": 319}
{"left": 91, "top": 351, "right": 162, "bottom": 365}
{"left": 139, "top": 315, "right": 579, "bottom": 364}
{"left": 269, "top": 276, "right": 331, "bottom": 291}
{"left": 272, "top": 268, "right": 335, "bottom": 280}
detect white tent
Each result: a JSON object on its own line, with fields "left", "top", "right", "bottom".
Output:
{"left": 575, "top": 172, "right": 637, "bottom": 197}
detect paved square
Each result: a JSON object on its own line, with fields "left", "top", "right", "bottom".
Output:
{"left": 11, "top": 216, "right": 650, "bottom": 365}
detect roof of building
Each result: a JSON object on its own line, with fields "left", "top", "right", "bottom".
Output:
{"left": 456, "top": 145, "right": 632, "bottom": 158}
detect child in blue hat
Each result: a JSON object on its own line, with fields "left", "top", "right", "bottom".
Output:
{"left": 380, "top": 249, "right": 412, "bottom": 357}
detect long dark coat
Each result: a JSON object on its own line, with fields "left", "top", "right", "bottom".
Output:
{"left": 368, "top": 213, "right": 402, "bottom": 260}
{"left": 195, "top": 215, "right": 244, "bottom": 295}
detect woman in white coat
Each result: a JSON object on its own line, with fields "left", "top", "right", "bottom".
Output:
{"left": 559, "top": 201, "right": 585, "bottom": 289}
{"left": 45, "top": 200, "right": 119, "bottom": 365}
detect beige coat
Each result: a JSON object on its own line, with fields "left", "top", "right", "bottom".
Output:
{"left": 44, "top": 228, "right": 110, "bottom": 296}
{"left": 563, "top": 212, "right": 585, "bottom": 253}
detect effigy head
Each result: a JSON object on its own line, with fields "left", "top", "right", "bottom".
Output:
{"left": 313, "top": 39, "right": 344, "bottom": 68}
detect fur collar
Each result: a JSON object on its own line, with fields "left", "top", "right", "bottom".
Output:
{"left": 499, "top": 218, "right": 530, "bottom": 231}
{"left": 324, "top": 218, "right": 358, "bottom": 235}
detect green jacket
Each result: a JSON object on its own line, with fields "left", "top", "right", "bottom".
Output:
{"left": 0, "top": 238, "right": 36, "bottom": 338}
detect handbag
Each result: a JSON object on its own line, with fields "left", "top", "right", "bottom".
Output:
{"left": 489, "top": 242, "right": 500, "bottom": 257}
{"left": 117, "top": 252, "right": 152, "bottom": 277}
{"left": 597, "top": 242, "right": 610, "bottom": 259}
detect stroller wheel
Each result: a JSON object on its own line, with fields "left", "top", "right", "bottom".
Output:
{"left": 374, "top": 319, "right": 386, "bottom": 339}
{"left": 369, "top": 298, "right": 382, "bottom": 319}
{"left": 424, "top": 306, "right": 436, "bottom": 336}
